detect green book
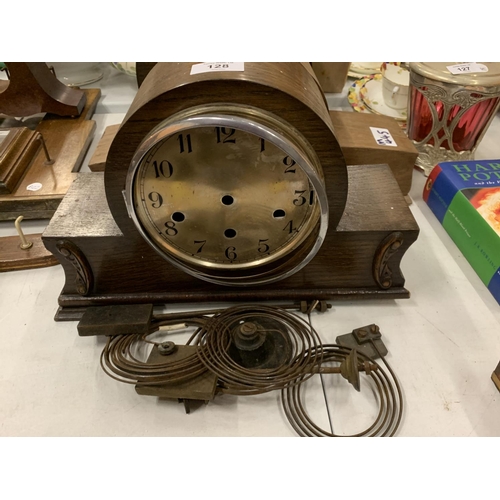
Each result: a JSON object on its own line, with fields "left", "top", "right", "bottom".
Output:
{"left": 423, "top": 159, "right": 500, "bottom": 305}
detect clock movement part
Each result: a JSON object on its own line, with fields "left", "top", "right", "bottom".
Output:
{"left": 90, "top": 302, "right": 403, "bottom": 436}
{"left": 335, "top": 324, "right": 389, "bottom": 359}
{"left": 227, "top": 317, "right": 293, "bottom": 370}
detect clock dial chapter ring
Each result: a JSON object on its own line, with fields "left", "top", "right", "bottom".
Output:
{"left": 125, "top": 105, "right": 329, "bottom": 286}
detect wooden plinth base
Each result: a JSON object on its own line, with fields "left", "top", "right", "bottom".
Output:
{"left": 0, "top": 89, "right": 100, "bottom": 221}
{"left": 42, "top": 163, "right": 420, "bottom": 321}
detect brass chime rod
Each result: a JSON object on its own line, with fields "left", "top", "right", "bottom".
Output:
{"left": 312, "top": 363, "right": 378, "bottom": 374}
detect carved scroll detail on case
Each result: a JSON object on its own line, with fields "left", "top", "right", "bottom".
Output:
{"left": 373, "top": 232, "right": 404, "bottom": 289}
{"left": 56, "top": 240, "right": 93, "bottom": 296}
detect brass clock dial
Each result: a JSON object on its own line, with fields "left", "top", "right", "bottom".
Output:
{"left": 125, "top": 105, "right": 329, "bottom": 286}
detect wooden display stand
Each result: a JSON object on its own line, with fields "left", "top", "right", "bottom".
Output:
{"left": 0, "top": 88, "right": 100, "bottom": 220}
{"left": 0, "top": 232, "right": 58, "bottom": 271}
{"left": 0, "top": 62, "right": 86, "bottom": 117}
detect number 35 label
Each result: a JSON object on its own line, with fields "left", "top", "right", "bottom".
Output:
{"left": 446, "top": 63, "right": 488, "bottom": 75}
{"left": 190, "top": 62, "right": 245, "bottom": 75}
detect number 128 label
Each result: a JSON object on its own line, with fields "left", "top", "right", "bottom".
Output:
{"left": 190, "top": 62, "right": 245, "bottom": 75}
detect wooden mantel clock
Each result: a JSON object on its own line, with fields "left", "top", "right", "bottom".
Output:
{"left": 42, "top": 62, "right": 419, "bottom": 321}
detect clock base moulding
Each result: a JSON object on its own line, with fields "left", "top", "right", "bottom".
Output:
{"left": 42, "top": 164, "right": 419, "bottom": 321}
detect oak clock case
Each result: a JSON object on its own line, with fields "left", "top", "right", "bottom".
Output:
{"left": 42, "top": 62, "right": 419, "bottom": 320}
{"left": 105, "top": 62, "right": 348, "bottom": 289}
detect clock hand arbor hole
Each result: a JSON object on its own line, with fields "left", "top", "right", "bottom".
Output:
{"left": 224, "top": 228, "right": 237, "bottom": 239}
{"left": 171, "top": 212, "right": 185, "bottom": 223}
{"left": 221, "top": 195, "right": 234, "bottom": 206}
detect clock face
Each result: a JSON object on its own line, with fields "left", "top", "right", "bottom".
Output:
{"left": 126, "top": 107, "right": 328, "bottom": 285}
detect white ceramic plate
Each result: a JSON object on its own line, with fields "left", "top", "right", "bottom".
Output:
{"left": 347, "top": 75, "right": 373, "bottom": 113}
{"left": 348, "top": 62, "right": 383, "bottom": 78}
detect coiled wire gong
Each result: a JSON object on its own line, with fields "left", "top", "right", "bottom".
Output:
{"left": 281, "top": 344, "right": 403, "bottom": 437}
{"left": 100, "top": 304, "right": 403, "bottom": 436}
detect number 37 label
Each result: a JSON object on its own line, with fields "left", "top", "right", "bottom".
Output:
{"left": 190, "top": 62, "right": 245, "bottom": 75}
{"left": 446, "top": 63, "right": 488, "bottom": 75}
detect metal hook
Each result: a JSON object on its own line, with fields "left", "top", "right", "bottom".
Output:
{"left": 14, "top": 216, "right": 33, "bottom": 250}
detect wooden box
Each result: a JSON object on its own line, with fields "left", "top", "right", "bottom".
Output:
{"left": 0, "top": 128, "right": 41, "bottom": 194}
{"left": 311, "top": 63, "right": 350, "bottom": 93}
{"left": 329, "top": 110, "right": 418, "bottom": 196}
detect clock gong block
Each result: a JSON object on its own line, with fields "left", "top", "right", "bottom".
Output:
{"left": 42, "top": 62, "right": 419, "bottom": 320}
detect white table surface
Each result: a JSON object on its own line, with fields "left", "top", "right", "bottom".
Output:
{"left": 1, "top": 64, "right": 499, "bottom": 438}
